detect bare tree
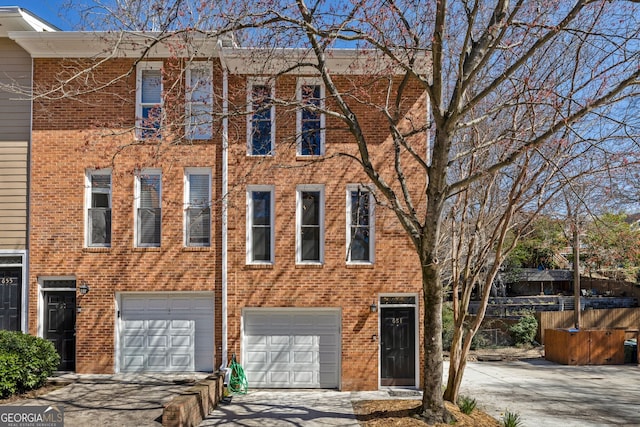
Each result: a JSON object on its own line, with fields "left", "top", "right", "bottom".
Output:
{"left": 17, "top": 0, "right": 640, "bottom": 423}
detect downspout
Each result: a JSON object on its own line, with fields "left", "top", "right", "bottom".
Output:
{"left": 218, "top": 40, "right": 229, "bottom": 370}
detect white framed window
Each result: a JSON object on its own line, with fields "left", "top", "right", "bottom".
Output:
{"left": 346, "top": 185, "right": 375, "bottom": 264}
{"left": 134, "top": 169, "right": 162, "bottom": 247}
{"left": 247, "top": 78, "right": 275, "bottom": 156}
{"left": 184, "top": 168, "right": 211, "bottom": 247}
{"left": 296, "top": 184, "right": 325, "bottom": 264}
{"left": 85, "top": 169, "right": 112, "bottom": 247}
{"left": 136, "top": 62, "right": 163, "bottom": 139}
{"left": 186, "top": 63, "right": 213, "bottom": 140}
{"left": 296, "top": 78, "right": 325, "bottom": 156}
{"left": 246, "top": 185, "right": 275, "bottom": 264}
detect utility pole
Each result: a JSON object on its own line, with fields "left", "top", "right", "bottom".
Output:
{"left": 573, "top": 215, "right": 581, "bottom": 329}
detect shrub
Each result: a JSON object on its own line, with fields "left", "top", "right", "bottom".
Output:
{"left": 501, "top": 410, "right": 523, "bottom": 427}
{"left": 457, "top": 395, "right": 477, "bottom": 415}
{"left": 0, "top": 330, "right": 60, "bottom": 398}
{"left": 442, "top": 303, "right": 496, "bottom": 351}
{"left": 509, "top": 315, "right": 538, "bottom": 347}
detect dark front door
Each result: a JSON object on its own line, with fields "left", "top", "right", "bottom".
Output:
{"left": 381, "top": 307, "right": 416, "bottom": 386}
{"left": 44, "top": 291, "right": 76, "bottom": 371}
{"left": 0, "top": 268, "right": 21, "bottom": 331}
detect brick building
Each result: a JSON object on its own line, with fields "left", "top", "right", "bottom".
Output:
{"left": 9, "top": 27, "right": 426, "bottom": 390}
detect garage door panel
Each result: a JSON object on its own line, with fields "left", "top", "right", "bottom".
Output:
{"left": 123, "top": 355, "right": 145, "bottom": 369}
{"left": 148, "top": 335, "right": 168, "bottom": 348}
{"left": 271, "top": 350, "right": 290, "bottom": 363}
{"left": 293, "top": 371, "right": 314, "bottom": 385}
{"left": 171, "top": 334, "right": 192, "bottom": 348}
{"left": 270, "top": 335, "right": 290, "bottom": 345}
{"left": 148, "top": 319, "right": 168, "bottom": 329}
{"left": 246, "top": 335, "right": 266, "bottom": 346}
{"left": 123, "top": 333, "right": 145, "bottom": 348}
{"left": 293, "top": 351, "right": 313, "bottom": 363}
{"left": 293, "top": 335, "right": 314, "bottom": 345}
{"left": 243, "top": 310, "right": 340, "bottom": 388}
{"left": 171, "top": 354, "right": 192, "bottom": 367}
{"left": 120, "top": 294, "right": 213, "bottom": 373}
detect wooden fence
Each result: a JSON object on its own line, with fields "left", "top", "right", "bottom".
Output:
{"left": 536, "top": 307, "right": 640, "bottom": 344}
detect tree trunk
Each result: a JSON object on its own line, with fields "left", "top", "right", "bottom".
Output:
{"left": 419, "top": 254, "right": 454, "bottom": 423}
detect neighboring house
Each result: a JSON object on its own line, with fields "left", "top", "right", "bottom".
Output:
{"left": 10, "top": 21, "right": 426, "bottom": 390}
{"left": 503, "top": 268, "right": 574, "bottom": 296}
{"left": 0, "top": 7, "right": 57, "bottom": 333}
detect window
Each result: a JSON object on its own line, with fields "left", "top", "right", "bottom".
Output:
{"left": 185, "top": 168, "right": 211, "bottom": 247}
{"left": 86, "top": 169, "right": 111, "bottom": 247}
{"left": 296, "top": 185, "right": 324, "bottom": 263}
{"left": 135, "top": 170, "right": 162, "bottom": 247}
{"left": 246, "top": 186, "right": 275, "bottom": 264}
{"left": 186, "top": 63, "right": 213, "bottom": 140}
{"left": 296, "top": 78, "right": 325, "bottom": 156}
{"left": 136, "top": 62, "right": 163, "bottom": 139}
{"left": 347, "top": 185, "right": 375, "bottom": 263}
{"left": 247, "top": 80, "right": 275, "bottom": 156}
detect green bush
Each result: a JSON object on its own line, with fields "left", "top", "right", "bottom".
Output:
{"left": 442, "top": 303, "right": 454, "bottom": 351}
{"left": 0, "top": 331, "right": 60, "bottom": 398}
{"left": 509, "top": 315, "right": 538, "bottom": 347}
{"left": 442, "top": 303, "right": 495, "bottom": 351}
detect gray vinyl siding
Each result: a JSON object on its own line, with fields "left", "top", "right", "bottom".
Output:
{"left": 0, "top": 38, "right": 31, "bottom": 142}
{"left": 0, "top": 38, "right": 29, "bottom": 249}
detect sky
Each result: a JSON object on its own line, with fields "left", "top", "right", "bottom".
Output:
{"left": 1, "top": 0, "right": 79, "bottom": 30}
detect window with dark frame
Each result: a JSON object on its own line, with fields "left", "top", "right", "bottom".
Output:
{"left": 250, "top": 190, "right": 272, "bottom": 262}
{"left": 300, "top": 84, "right": 322, "bottom": 156}
{"left": 300, "top": 190, "right": 321, "bottom": 261}
{"left": 250, "top": 84, "right": 273, "bottom": 156}
{"left": 348, "top": 188, "right": 372, "bottom": 262}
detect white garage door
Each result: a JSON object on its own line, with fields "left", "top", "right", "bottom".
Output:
{"left": 119, "top": 293, "right": 214, "bottom": 373}
{"left": 243, "top": 309, "right": 340, "bottom": 388}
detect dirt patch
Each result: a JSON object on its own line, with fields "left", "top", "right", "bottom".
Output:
{"left": 353, "top": 399, "right": 501, "bottom": 426}
{"left": 466, "top": 345, "right": 544, "bottom": 362}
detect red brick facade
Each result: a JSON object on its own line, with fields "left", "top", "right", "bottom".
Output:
{"left": 28, "top": 50, "right": 426, "bottom": 390}
{"left": 225, "top": 74, "right": 426, "bottom": 390}
{"left": 29, "top": 57, "right": 223, "bottom": 373}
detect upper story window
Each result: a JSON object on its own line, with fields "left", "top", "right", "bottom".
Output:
{"left": 186, "top": 63, "right": 213, "bottom": 140}
{"left": 247, "top": 79, "right": 275, "bottom": 156}
{"left": 296, "top": 185, "right": 325, "bottom": 264}
{"left": 296, "top": 78, "right": 325, "bottom": 156}
{"left": 136, "top": 62, "right": 163, "bottom": 139}
{"left": 86, "top": 169, "right": 112, "bottom": 247}
{"left": 246, "top": 185, "right": 275, "bottom": 264}
{"left": 346, "top": 185, "right": 375, "bottom": 264}
{"left": 135, "top": 170, "right": 162, "bottom": 247}
{"left": 185, "top": 168, "right": 211, "bottom": 247}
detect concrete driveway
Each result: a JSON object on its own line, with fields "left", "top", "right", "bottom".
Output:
{"left": 199, "top": 390, "right": 414, "bottom": 426}
{"left": 458, "top": 359, "right": 640, "bottom": 426}
{"left": 1, "top": 373, "right": 208, "bottom": 427}
{"left": 3, "top": 361, "right": 640, "bottom": 427}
